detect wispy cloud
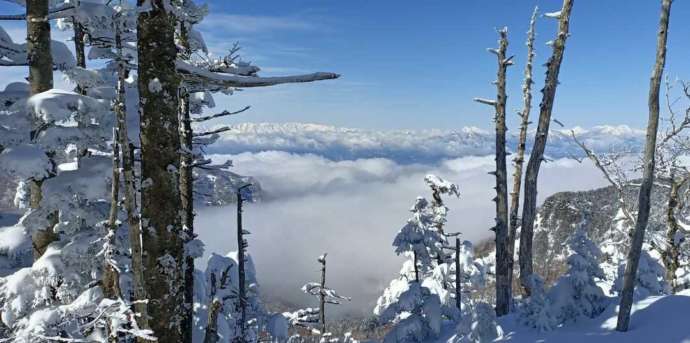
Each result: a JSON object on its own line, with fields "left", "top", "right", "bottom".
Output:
{"left": 199, "top": 14, "right": 317, "bottom": 34}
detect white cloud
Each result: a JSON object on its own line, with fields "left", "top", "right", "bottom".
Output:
{"left": 199, "top": 14, "right": 316, "bottom": 34}
{"left": 195, "top": 152, "right": 608, "bottom": 317}
{"left": 204, "top": 122, "right": 645, "bottom": 164}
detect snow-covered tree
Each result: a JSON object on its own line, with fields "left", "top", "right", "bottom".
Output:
{"left": 612, "top": 249, "right": 669, "bottom": 299}
{"left": 300, "top": 254, "right": 351, "bottom": 335}
{"left": 547, "top": 226, "right": 608, "bottom": 323}
{"left": 375, "top": 281, "right": 442, "bottom": 343}
{"left": 517, "top": 275, "right": 558, "bottom": 332}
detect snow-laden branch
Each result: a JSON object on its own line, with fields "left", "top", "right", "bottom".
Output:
{"left": 188, "top": 106, "right": 250, "bottom": 122}
{"left": 176, "top": 60, "right": 339, "bottom": 89}
{"left": 193, "top": 126, "right": 231, "bottom": 137}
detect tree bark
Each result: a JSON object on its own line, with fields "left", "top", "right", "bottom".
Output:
{"left": 27, "top": 0, "right": 57, "bottom": 261}
{"left": 661, "top": 175, "right": 687, "bottom": 292}
{"left": 508, "top": 7, "right": 537, "bottom": 305}
{"left": 26, "top": 0, "right": 53, "bottom": 95}
{"left": 519, "top": 0, "right": 574, "bottom": 296}
{"left": 178, "top": 22, "right": 195, "bottom": 343}
{"left": 617, "top": 2, "right": 671, "bottom": 331}
{"left": 492, "top": 28, "right": 511, "bottom": 317}
{"left": 136, "top": 0, "right": 184, "bottom": 340}
{"left": 103, "top": 128, "right": 122, "bottom": 299}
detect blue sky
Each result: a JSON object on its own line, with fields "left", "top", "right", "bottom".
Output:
{"left": 3, "top": 0, "right": 690, "bottom": 130}
{"left": 197, "top": 0, "right": 690, "bottom": 130}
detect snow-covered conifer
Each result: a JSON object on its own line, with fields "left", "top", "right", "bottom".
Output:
{"left": 548, "top": 226, "right": 608, "bottom": 323}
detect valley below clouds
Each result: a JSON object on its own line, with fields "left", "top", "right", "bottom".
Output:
{"left": 195, "top": 143, "right": 613, "bottom": 318}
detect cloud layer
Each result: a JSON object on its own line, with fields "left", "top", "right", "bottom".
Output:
{"left": 195, "top": 151, "right": 609, "bottom": 317}
{"left": 204, "top": 123, "right": 645, "bottom": 164}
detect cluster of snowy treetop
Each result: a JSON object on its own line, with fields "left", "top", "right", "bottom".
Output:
{"left": 0, "top": 0, "right": 348, "bottom": 341}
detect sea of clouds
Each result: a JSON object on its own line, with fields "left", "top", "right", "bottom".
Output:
{"left": 195, "top": 143, "right": 614, "bottom": 317}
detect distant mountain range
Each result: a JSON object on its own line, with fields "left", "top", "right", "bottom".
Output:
{"left": 206, "top": 122, "right": 645, "bottom": 163}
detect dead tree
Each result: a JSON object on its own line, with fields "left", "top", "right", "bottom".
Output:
{"left": 136, "top": 0, "right": 185, "bottom": 340}
{"left": 318, "top": 254, "right": 327, "bottom": 334}
{"left": 236, "top": 183, "right": 252, "bottom": 341}
{"left": 474, "top": 27, "right": 513, "bottom": 316}
{"left": 301, "top": 254, "right": 350, "bottom": 336}
{"left": 455, "top": 237, "right": 461, "bottom": 310}
{"left": 519, "top": 0, "right": 574, "bottom": 296}
{"left": 616, "top": 0, "right": 672, "bottom": 332}
{"left": 103, "top": 127, "right": 121, "bottom": 300}
{"left": 508, "top": 7, "right": 537, "bottom": 304}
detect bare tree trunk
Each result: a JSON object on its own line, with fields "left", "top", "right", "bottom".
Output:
{"left": 455, "top": 238, "right": 461, "bottom": 310}
{"left": 236, "top": 189, "right": 247, "bottom": 341}
{"left": 27, "top": 0, "right": 57, "bottom": 261}
{"left": 493, "top": 28, "right": 511, "bottom": 317}
{"left": 103, "top": 128, "right": 122, "bottom": 299}
{"left": 662, "top": 175, "right": 688, "bottom": 292}
{"left": 178, "top": 22, "right": 195, "bottom": 343}
{"left": 617, "top": 1, "right": 671, "bottom": 331}
{"left": 508, "top": 7, "right": 537, "bottom": 305}
{"left": 136, "top": 0, "right": 184, "bottom": 340}
{"left": 475, "top": 28, "right": 512, "bottom": 316}
{"left": 519, "top": 0, "right": 574, "bottom": 296}
{"left": 26, "top": 0, "right": 53, "bottom": 95}
{"left": 319, "top": 255, "right": 327, "bottom": 334}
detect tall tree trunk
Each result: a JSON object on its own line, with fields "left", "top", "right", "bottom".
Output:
{"left": 492, "top": 28, "right": 511, "bottom": 317}
{"left": 236, "top": 189, "right": 247, "bottom": 340}
{"left": 616, "top": 0, "right": 671, "bottom": 331}
{"left": 455, "top": 238, "right": 461, "bottom": 310}
{"left": 26, "top": 0, "right": 53, "bottom": 95}
{"left": 112, "top": 21, "right": 145, "bottom": 309}
{"left": 519, "top": 0, "right": 574, "bottom": 296}
{"left": 103, "top": 128, "right": 122, "bottom": 299}
{"left": 178, "top": 23, "right": 195, "bottom": 342}
{"left": 319, "top": 255, "right": 327, "bottom": 334}
{"left": 27, "top": 0, "right": 57, "bottom": 261}
{"left": 136, "top": 0, "right": 184, "bottom": 340}
{"left": 508, "top": 7, "right": 537, "bottom": 305}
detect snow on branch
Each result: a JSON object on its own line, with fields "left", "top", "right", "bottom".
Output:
{"left": 188, "top": 106, "right": 250, "bottom": 122}
{"left": 473, "top": 97, "right": 497, "bottom": 106}
{"left": 543, "top": 11, "right": 562, "bottom": 19}
{"left": 193, "top": 126, "right": 231, "bottom": 137}
{"left": 175, "top": 60, "right": 339, "bottom": 90}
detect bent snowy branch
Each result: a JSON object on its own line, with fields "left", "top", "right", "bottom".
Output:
{"left": 175, "top": 60, "right": 339, "bottom": 90}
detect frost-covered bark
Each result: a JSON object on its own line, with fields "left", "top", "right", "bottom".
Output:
{"left": 508, "top": 7, "right": 537, "bottom": 302}
{"left": 136, "top": 0, "right": 185, "bottom": 340}
{"left": 617, "top": 0, "right": 672, "bottom": 331}
{"left": 519, "top": 0, "right": 573, "bottom": 295}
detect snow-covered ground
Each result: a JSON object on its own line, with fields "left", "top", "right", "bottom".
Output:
{"left": 438, "top": 291, "right": 690, "bottom": 342}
